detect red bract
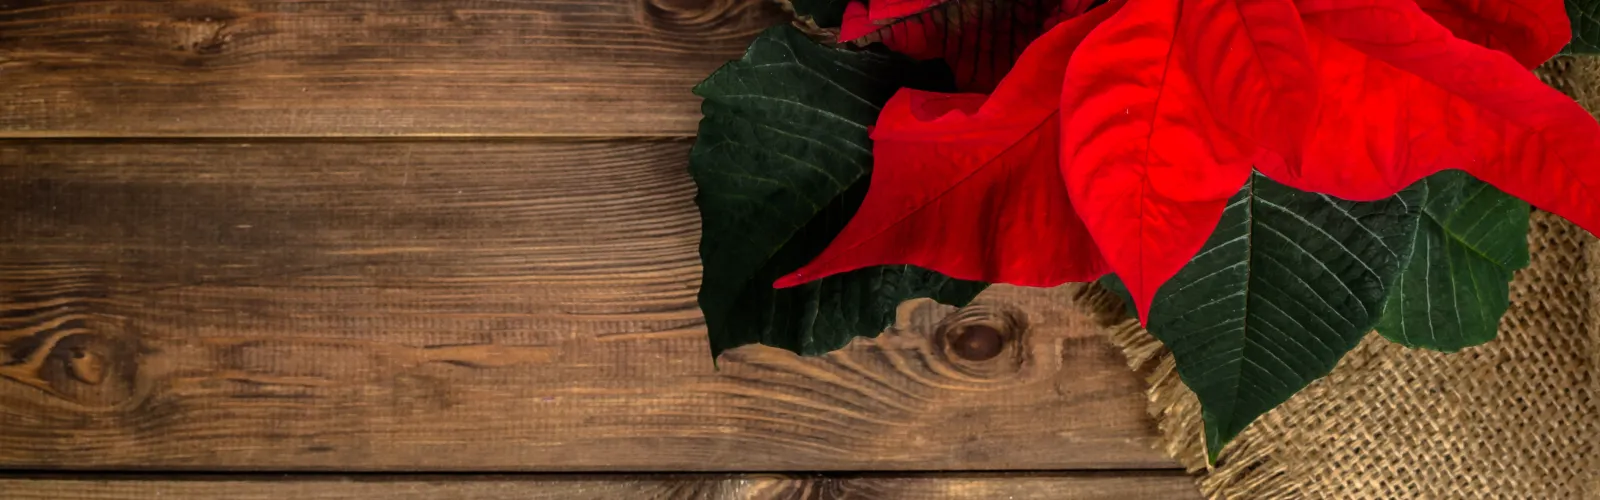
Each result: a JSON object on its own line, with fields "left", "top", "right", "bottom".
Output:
{"left": 840, "top": 0, "right": 1094, "bottom": 91}
{"left": 1061, "top": 0, "right": 1317, "bottom": 322}
{"left": 1261, "top": 0, "right": 1600, "bottom": 230}
{"left": 780, "top": 0, "right": 1599, "bottom": 323}
{"left": 774, "top": 1, "right": 1123, "bottom": 289}
{"left": 867, "top": 0, "right": 950, "bottom": 23}
{"left": 1413, "top": 0, "right": 1570, "bottom": 68}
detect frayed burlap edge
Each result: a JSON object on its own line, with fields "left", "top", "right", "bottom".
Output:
{"left": 1095, "top": 57, "right": 1600, "bottom": 500}
{"left": 1085, "top": 281, "right": 1292, "bottom": 498}
{"left": 1101, "top": 301, "right": 1294, "bottom": 499}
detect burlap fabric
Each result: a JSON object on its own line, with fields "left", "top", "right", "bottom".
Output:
{"left": 1099, "top": 58, "right": 1600, "bottom": 499}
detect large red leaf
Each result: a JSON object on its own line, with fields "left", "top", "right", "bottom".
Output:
{"left": 1059, "top": 0, "right": 1315, "bottom": 323}
{"left": 1258, "top": 0, "right": 1600, "bottom": 236}
{"left": 1414, "top": 0, "right": 1569, "bottom": 68}
{"left": 841, "top": 0, "right": 1096, "bottom": 92}
{"left": 870, "top": 0, "right": 949, "bottom": 22}
{"left": 839, "top": 1, "right": 881, "bottom": 41}
{"left": 774, "top": 2, "right": 1123, "bottom": 290}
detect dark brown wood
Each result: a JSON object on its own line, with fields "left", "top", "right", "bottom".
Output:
{"left": 0, "top": 473, "right": 1202, "bottom": 499}
{"left": 0, "top": 0, "right": 781, "bottom": 138}
{"left": 0, "top": 140, "right": 1169, "bottom": 471}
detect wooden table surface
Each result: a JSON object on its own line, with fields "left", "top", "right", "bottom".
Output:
{"left": 0, "top": 1, "right": 1197, "bottom": 497}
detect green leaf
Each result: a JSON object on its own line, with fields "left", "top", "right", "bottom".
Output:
{"left": 1120, "top": 173, "right": 1424, "bottom": 462}
{"left": 691, "top": 26, "right": 985, "bottom": 359}
{"left": 785, "top": 0, "right": 851, "bottom": 27}
{"left": 1375, "top": 171, "right": 1530, "bottom": 352}
{"left": 1567, "top": 0, "right": 1600, "bottom": 53}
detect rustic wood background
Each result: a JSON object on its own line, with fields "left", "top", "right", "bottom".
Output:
{"left": 0, "top": 0, "right": 1195, "bottom": 497}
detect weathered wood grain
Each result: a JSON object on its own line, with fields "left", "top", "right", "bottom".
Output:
{"left": 0, "top": 0, "right": 781, "bottom": 138}
{"left": 0, "top": 140, "right": 1168, "bottom": 471}
{"left": 0, "top": 473, "right": 1202, "bottom": 499}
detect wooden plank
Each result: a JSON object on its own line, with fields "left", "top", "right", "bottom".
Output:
{"left": 0, "top": 140, "right": 1168, "bottom": 471}
{"left": 0, "top": 473, "right": 1201, "bottom": 499}
{"left": 0, "top": 0, "right": 780, "bottom": 138}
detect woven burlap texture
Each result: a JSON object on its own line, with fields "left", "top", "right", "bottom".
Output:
{"left": 1102, "top": 57, "right": 1600, "bottom": 499}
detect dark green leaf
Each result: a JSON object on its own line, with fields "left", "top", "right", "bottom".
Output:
{"left": 691, "top": 26, "right": 985, "bottom": 359}
{"left": 1123, "top": 173, "right": 1424, "bottom": 462}
{"left": 1376, "top": 171, "right": 1530, "bottom": 352}
{"left": 1567, "top": 0, "right": 1600, "bottom": 53}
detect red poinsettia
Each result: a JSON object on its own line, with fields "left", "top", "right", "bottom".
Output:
{"left": 778, "top": 0, "right": 1597, "bottom": 324}
{"left": 838, "top": 0, "right": 1096, "bottom": 91}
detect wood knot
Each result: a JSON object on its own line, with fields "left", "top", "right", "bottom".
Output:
{"left": 145, "top": 6, "right": 240, "bottom": 59}
{"left": 1, "top": 262, "right": 139, "bottom": 406}
{"left": 950, "top": 324, "right": 1004, "bottom": 361}
{"left": 641, "top": 0, "right": 769, "bottom": 33}
{"left": 67, "top": 346, "right": 109, "bottom": 385}
{"left": 1, "top": 319, "right": 134, "bottom": 404}
{"left": 934, "top": 302, "right": 1028, "bottom": 376}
